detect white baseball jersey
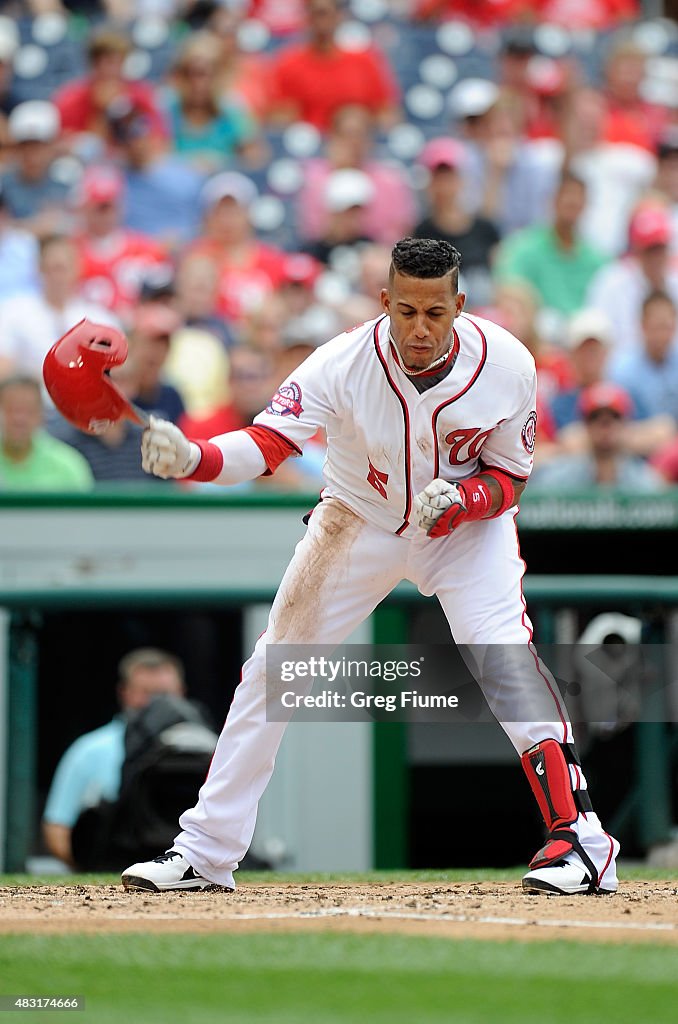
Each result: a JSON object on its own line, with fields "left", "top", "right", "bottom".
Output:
{"left": 254, "top": 313, "right": 537, "bottom": 537}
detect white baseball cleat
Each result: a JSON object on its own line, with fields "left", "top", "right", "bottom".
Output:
{"left": 121, "top": 849, "right": 231, "bottom": 893}
{"left": 522, "top": 859, "right": 617, "bottom": 896}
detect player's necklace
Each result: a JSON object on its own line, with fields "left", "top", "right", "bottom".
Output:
{"left": 389, "top": 332, "right": 453, "bottom": 376}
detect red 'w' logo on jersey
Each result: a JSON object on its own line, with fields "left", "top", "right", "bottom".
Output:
{"left": 445, "top": 427, "right": 492, "bottom": 466}
{"left": 367, "top": 459, "right": 389, "bottom": 499}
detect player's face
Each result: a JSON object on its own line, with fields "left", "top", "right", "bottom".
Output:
{"left": 381, "top": 272, "right": 465, "bottom": 370}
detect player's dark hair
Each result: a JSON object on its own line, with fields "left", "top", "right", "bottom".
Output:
{"left": 389, "top": 237, "right": 461, "bottom": 291}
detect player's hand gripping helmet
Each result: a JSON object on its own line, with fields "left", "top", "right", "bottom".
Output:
{"left": 43, "top": 318, "right": 145, "bottom": 435}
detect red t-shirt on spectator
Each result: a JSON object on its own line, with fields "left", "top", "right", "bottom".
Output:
{"left": 268, "top": 43, "right": 400, "bottom": 131}
{"left": 55, "top": 78, "right": 167, "bottom": 139}
{"left": 189, "top": 239, "right": 288, "bottom": 323}
{"left": 76, "top": 231, "right": 168, "bottom": 313}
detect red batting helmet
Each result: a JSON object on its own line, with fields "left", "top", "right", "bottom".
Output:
{"left": 43, "top": 318, "right": 144, "bottom": 434}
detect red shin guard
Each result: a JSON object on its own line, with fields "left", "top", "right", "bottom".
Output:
{"left": 522, "top": 739, "right": 598, "bottom": 885}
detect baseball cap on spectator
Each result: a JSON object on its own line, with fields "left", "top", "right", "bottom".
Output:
{"left": 565, "top": 310, "right": 613, "bottom": 350}
{"left": 418, "top": 137, "right": 467, "bottom": 171}
{"left": 80, "top": 165, "right": 124, "bottom": 205}
{"left": 0, "top": 17, "right": 19, "bottom": 63}
{"left": 449, "top": 79, "right": 500, "bottom": 121}
{"left": 579, "top": 383, "right": 632, "bottom": 420}
{"left": 325, "top": 169, "right": 375, "bottom": 213}
{"left": 8, "top": 102, "right": 60, "bottom": 144}
{"left": 133, "top": 304, "right": 182, "bottom": 339}
{"left": 281, "top": 253, "right": 322, "bottom": 288}
{"left": 629, "top": 205, "right": 672, "bottom": 250}
{"left": 201, "top": 171, "right": 258, "bottom": 211}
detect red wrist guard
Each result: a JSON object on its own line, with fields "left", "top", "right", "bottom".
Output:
{"left": 185, "top": 439, "right": 224, "bottom": 482}
{"left": 428, "top": 469, "right": 517, "bottom": 537}
{"left": 481, "top": 467, "right": 518, "bottom": 518}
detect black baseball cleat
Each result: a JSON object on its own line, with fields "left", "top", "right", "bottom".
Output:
{"left": 121, "top": 849, "right": 232, "bottom": 893}
{"left": 522, "top": 859, "right": 617, "bottom": 895}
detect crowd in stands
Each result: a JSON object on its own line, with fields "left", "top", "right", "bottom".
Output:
{"left": 0, "top": 0, "right": 677, "bottom": 494}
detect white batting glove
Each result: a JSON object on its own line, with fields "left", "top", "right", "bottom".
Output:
{"left": 413, "top": 479, "right": 465, "bottom": 533}
{"left": 141, "top": 416, "right": 201, "bottom": 479}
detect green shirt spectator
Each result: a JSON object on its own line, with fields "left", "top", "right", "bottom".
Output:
{"left": 494, "top": 171, "right": 608, "bottom": 315}
{"left": 0, "top": 375, "right": 93, "bottom": 491}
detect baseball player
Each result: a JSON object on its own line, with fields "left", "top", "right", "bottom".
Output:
{"left": 122, "top": 238, "right": 619, "bottom": 896}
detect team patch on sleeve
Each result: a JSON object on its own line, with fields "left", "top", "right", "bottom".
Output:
{"left": 521, "top": 410, "right": 537, "bottom": 454}
{"left": 266, "top": 381, "right": 304, "bottom": 418}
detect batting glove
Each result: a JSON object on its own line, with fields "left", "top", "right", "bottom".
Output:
{"left": 141, "top": 416, "right": 201, "bottom": 479}
{"left": 413, "top": 478, "right": 467, "bottom": 537}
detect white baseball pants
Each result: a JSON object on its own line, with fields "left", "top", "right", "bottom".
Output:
{"left": 174, "top": 498, "right": 618, "bottom": 888}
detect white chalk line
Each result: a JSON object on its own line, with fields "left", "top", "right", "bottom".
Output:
{"left": 105, "top": 906, "right": 678, "bottom": 933}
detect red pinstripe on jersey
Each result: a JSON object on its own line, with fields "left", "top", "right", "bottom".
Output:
{"left": 432, "top": 317, "right": 488, "bottom": 478}
{"left": 373, "top": 316, "right": 412, "bottom": 534}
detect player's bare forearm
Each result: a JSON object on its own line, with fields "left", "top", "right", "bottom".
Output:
{"left": 477, "top": 472, "right": 526, "bottom": 518}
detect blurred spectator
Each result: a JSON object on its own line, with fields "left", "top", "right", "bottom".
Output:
{"left": 450, "top": 80, "right": 560, "bottom": 236}
{"left": 174, "top": 252, "right": 236, "bottom": 349}
{"left": 190, "top": 172, "right": 287, "bottom": 323}
{"left": 0, "top": 16, "right": 20, "bottom": 118}
{"left": 46, "top": 415, "right": 154, "bottom": 485}
{"left": 532, "top": 383, "right": 665, "bottom": 492}
{"left": 414, "top": 137, "right": 499, "bottom": 308}
{"left": 490, "top": 279, "right": 572, "bottom": 407}
{"left": 343, "top": 243, "right": 392, "bottom": 324}
{"left": 550, "top": 310, "right": 619, "bottom": 431}
{"left": 297, "top": 105, "right": 416, "bottom": 246}
{"left": 42, "top": 648, "right": 186, "bottom": 868}
{"left": 601, "top": 38, "right": 667, "bottom": 155}
{"left": 587, "top": 204, "right": 678, "bottom": 354}
{"left": 278, "top": 252, "right": 323, "bottom": 320}
{"left": 208, "top": 3, "right": 273, "bottom": 120}
{"left": 107, "top": 100, "right": 205, "bottom": 246}
{"left": 303, "top": 169, "right": 374, "bottom": 266}
{"left": 54, "top": 26, "right": 166, "bottom": 148}
{"left": 0, "top": 185, "right": 39, "bottom": 302}
{"left": 561, "top": 88, "right": 657, "bottom": 257}
{"left": 655, "top": 129, "right": 678, "bottom": 254}
{"left": 180, "top": 345, "right": 276, "bottom": 438}
{"left": 0, "top": 375, "right": 93, "bottom": 492}
{"left": 267, "top": 0, "right": 401, "bottom": 130}
{"left": 74, "top": 165, "right": 168, "bottom": 314}
{"left": 610, "top": 291, "right": 678, "bottom": 422}
{"left": 494, "top": 171, "right": 608, "bottom": 317}
{"left": 1, "top": 102, "right": 70, "bottom": 235}
{"left": 121, "top": 304, "right": 186, "bottom": 423}
{"left": 551, "top": 308, "right": 673, "bottom": 459}
{"left": 0, "top": 234, "right": 118, "bottom": 380}
{"left": 241, "top": 296, "right": 287, "bottom": 354}
{"left": 164, "top": 32, "right": 260, "bottom": 173}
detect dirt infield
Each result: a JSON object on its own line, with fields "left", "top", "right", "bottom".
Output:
{"left": 1, "top": 880, "right": 677, "bottom": 944}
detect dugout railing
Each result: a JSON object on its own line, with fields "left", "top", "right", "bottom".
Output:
{"left": 2, "top": 490, "right": 678, "bottom": 872}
